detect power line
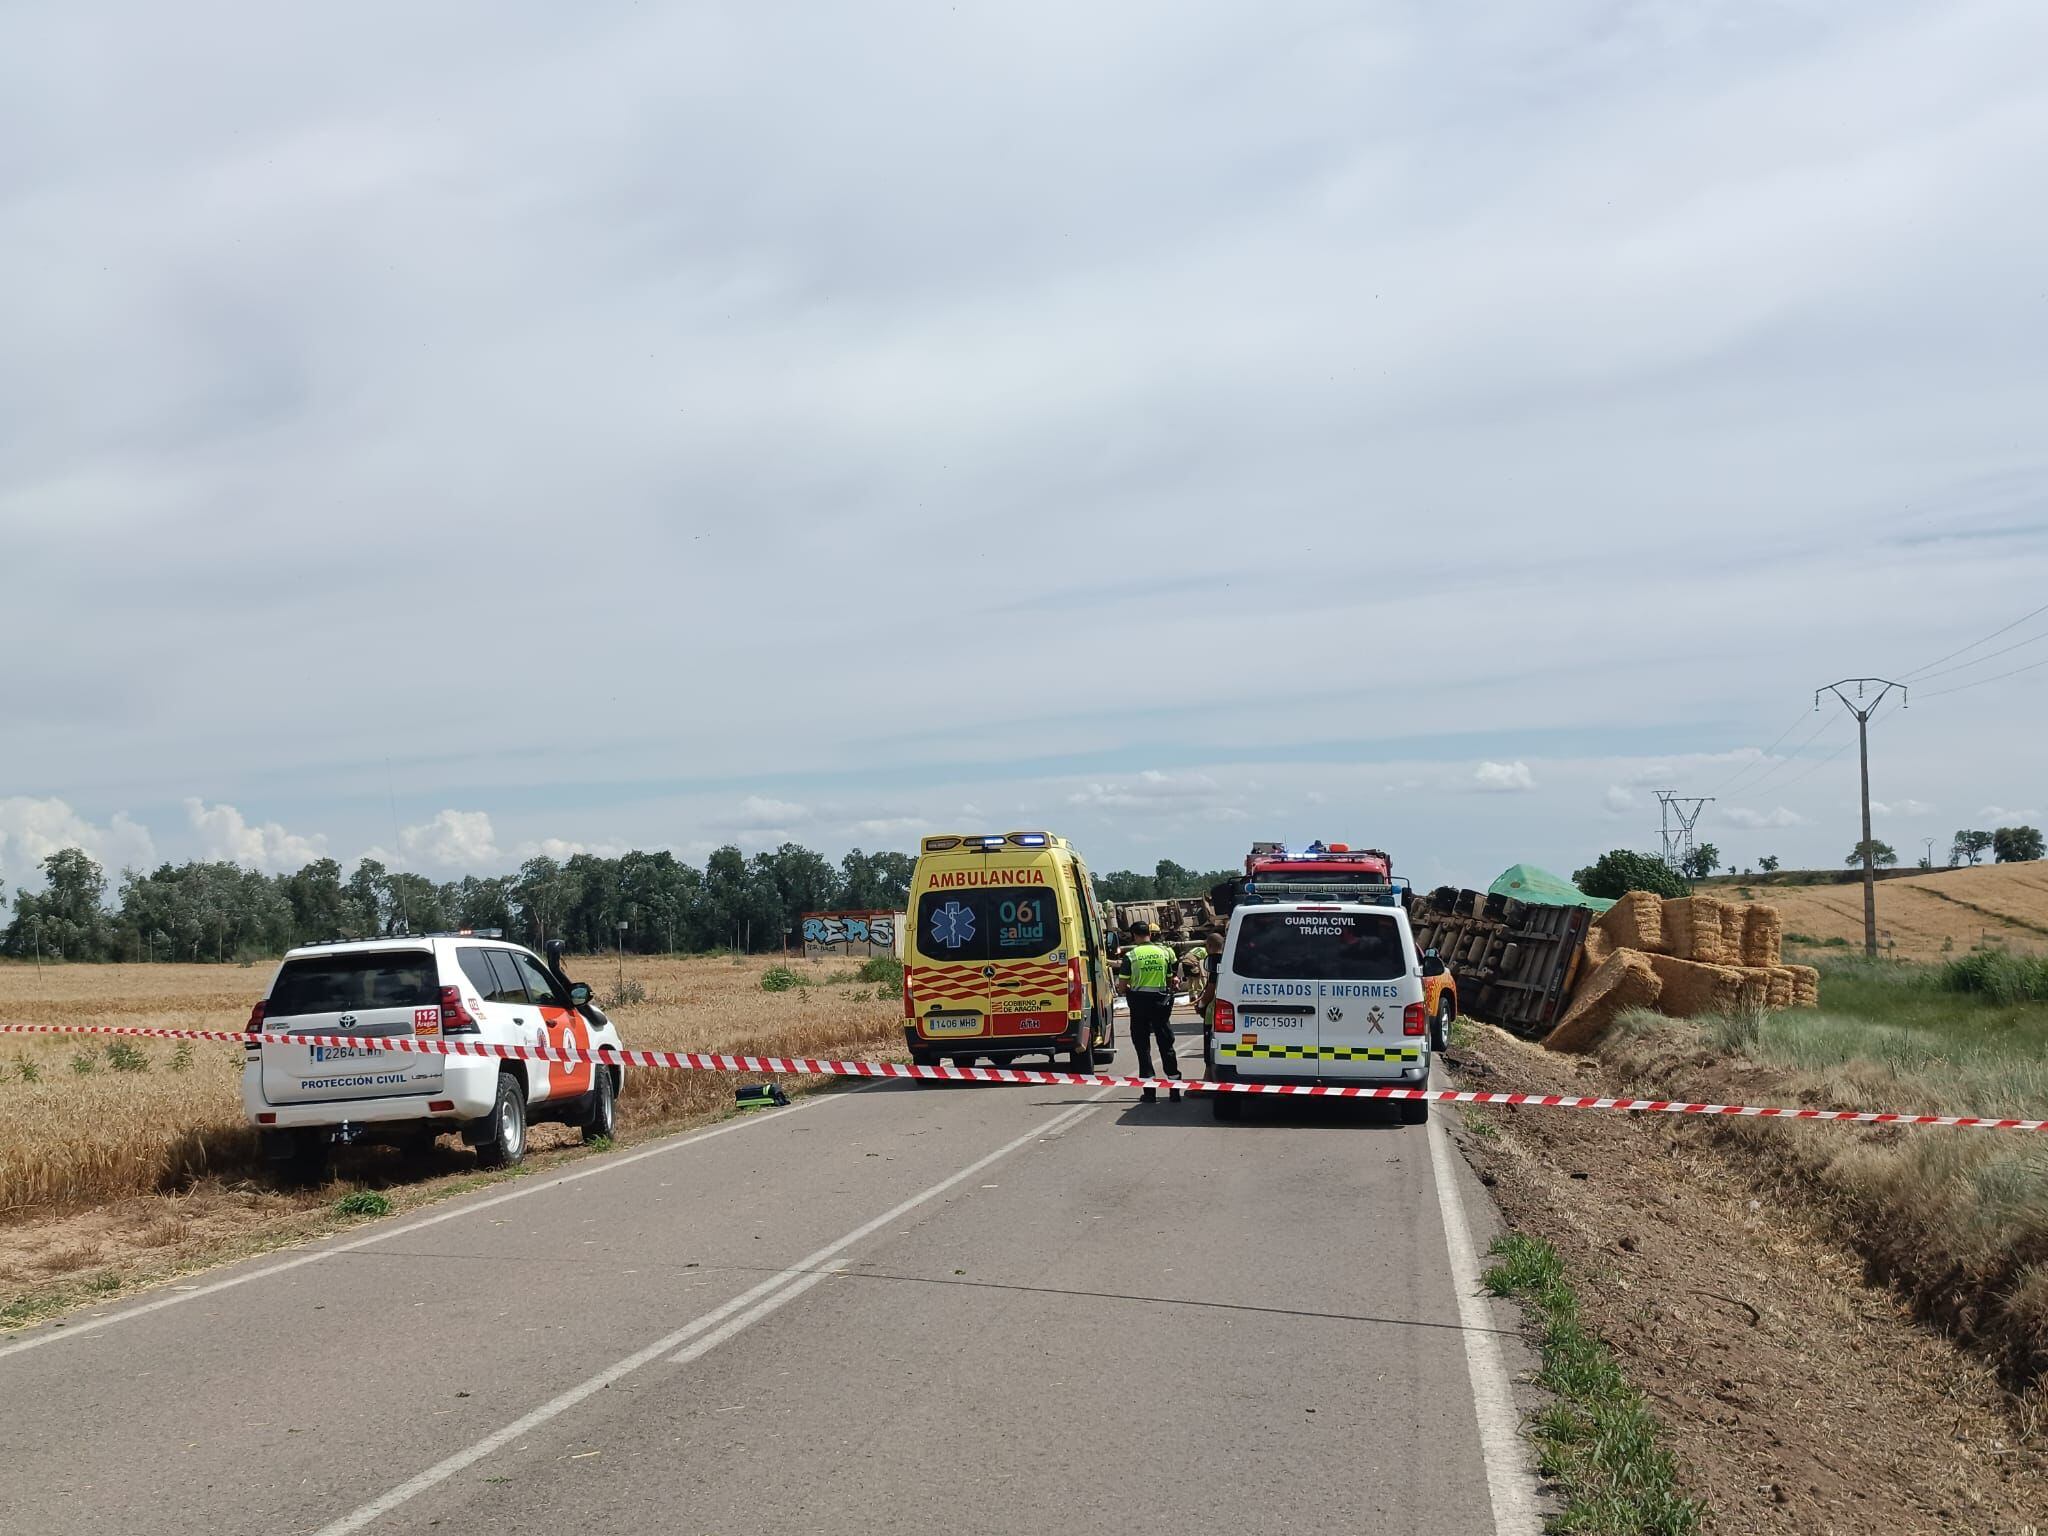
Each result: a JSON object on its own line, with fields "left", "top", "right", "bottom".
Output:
{"left": 1904, "top": 624, "right": 2048, "bottom": 684}
{"left": 1915, "top": 652, "right": 2048, "bottom": 700}
{"left": 1902, "top": 598, "right": 2048, "bottom": 680}
{"left": 1709, "top": 707, "right": 1815, "bottom": 796}
{"left": 1731, "top": 709, "right": 1846, "bottom": 800}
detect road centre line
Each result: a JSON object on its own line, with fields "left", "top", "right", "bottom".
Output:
{"left": 312, "top": 1088, "right": 1115, "bottom": 1536}
{"left": 1429, "top": 1077, "right": 1545, "bottom": 1536}
{"left": 0, "top": 1087, "right": 865, "bottom": 1364}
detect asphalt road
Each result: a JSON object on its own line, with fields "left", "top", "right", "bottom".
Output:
{"left": 0, "top": 1018, "right": 1541, "bottom": 1535}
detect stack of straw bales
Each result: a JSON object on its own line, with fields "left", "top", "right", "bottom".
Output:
{"left": 1545, "top": 891, "right": 1817, "bottom": 1053}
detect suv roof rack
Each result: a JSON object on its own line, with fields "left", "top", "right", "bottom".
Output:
{"left": 296, "top": 928, "right": 505, "bottom": 948}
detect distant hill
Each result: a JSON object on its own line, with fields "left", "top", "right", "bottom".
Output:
{"left": 1700, "top": 864, "right": 2048, "bottom": 961}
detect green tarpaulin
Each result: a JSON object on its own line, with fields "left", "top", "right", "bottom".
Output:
{"left": 1487, "top": 864, "right": 1615, "bottom": 913}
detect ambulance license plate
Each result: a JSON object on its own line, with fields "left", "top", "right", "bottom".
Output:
{"left": 922, "top": 1013, "right": 985, "bottom": 1037}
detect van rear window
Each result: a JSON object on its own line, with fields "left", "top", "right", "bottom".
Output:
{"left": 269, "top": 952, "right": 439, "bottom": 1015}
{"left": 1230, "top": 911, "right": 1406, "bottom": 981}
{"left": 916, "top": 887, "right": 1060, "bottom": 961}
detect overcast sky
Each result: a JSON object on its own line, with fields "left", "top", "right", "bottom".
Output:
{"left": 5, "top": 0, "right": 2047, "bottom": 894}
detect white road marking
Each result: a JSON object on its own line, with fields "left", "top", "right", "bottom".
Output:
{"left": 1428, "top": 1081, "right": 1545, "bottom": 1536}
{"left": 311, "top": 1088, "right": 1115, "bottom": 1536}
{"left": 0, "top": 1087, "right": 868, "bottom": 1363}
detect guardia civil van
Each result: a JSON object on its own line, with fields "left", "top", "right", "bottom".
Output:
{"left": 904, "top": 831, "right": 1118, "bottom": 1071}
{"left": 1205, "top": 853, "right": 1436, "bottom": 1123}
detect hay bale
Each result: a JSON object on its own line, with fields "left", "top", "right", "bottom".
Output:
{"left": 1582, "top": 926, "right": 1613, "bottom": 968}
{"left": 1786, "top": 964, "right": 1821, "bottom": 1009}
{"left": 1742, "top": 904, "right": 1785, "bottom": 968}
{"left": 1645, "top": 953, "right": 1749, "bottom": 1017}
{"left": 1662, "top": 897, "right": 1736, "bottom": 965}
{"left": 1720, "top": 903, "right": 1750, "bottom": 961}
{"left": 1595, "top": 891, "right": 1666, "bottom": 954}
{"left": 1765, "top": 966, "right": 1797, "bottom": 1011}
{"left": 1545, "top": 949, "right": 1662, "bottom": 1053}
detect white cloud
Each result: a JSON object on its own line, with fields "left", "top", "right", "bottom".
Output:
{"left": 847, "top": 817, "right": 923, "bottom": 838}
{"left": 1603, "top": 785, "right": 1637, "bottom": 815}
{"left": 1867, "top": 798, "right": 1934, "bottom": 818}
{"left": 734, "top": 796, "right": 810, "bottom": 825}
{"left": 184, "top": 798, "right": 327, "bottom": 872}
{"left": 389, "top": 809, "right": 501, "bottom": 870}
{"left": 0, "top": 797, "right": 156, "bottom": 887}
{"left": 1304, "top": 790, "right": 1328, "bottom": 806}
{"left": 1976, "top": 806, "right": 2039, "bottom": 823}
{"left": 1722, "top": 805, "right": 1808, "bottom": 830}
{"left": 1472, "top": 761, "right": 1537, "bottom": 794}
{"left": 1067, "top": 770, "right": 1223, "bottom": 811}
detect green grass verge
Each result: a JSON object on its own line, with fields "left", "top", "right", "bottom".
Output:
{"left": 1484, "top": 1234, "right": 1704, "bottom": 1536}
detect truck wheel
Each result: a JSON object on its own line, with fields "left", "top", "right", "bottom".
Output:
{"left": 1433, "top": 1000, "right": 1455, "bottom": 1054}
{"left": 474, "top": 1073, "right": 528, "bottom": 1168}
{"left": 581, "top": 1067, "right": 617, "bottom": 1144}
{"left": 1400, "top": 1097, "right": 1431, "bottom": 1126}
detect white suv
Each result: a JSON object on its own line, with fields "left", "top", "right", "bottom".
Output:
{"left": 242, "top": 934, "right": 625, "bottom": 1177}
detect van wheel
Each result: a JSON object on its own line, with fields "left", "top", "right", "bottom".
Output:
{"left": 1212, "top": 1090, "right": 1243, "bottom": 1122}
{"left": 1065, "top": 1037, "right": 1096, "bottom": 1073}
{"left": 1400, "top": 1098, "right": 1431, "bottom": 1126}
{"left": 1433, "top": 1001, "right": 1454, "bottom": 1054}
{"left": 474, "top": 1074, "right": 528, "bottom": 1167}
{"left": 581, "top": 1067, "right": 617, "bottom": 1144}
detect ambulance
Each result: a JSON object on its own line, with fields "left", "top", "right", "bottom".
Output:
{"left": 903, "top": 832, "right": 1118, "bottom": 1071}
{"left": 1206, "top": 846, "right": 1436, "bottom": 1123}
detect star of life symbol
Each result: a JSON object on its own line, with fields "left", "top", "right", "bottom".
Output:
{"left": 930, "top": 900, "right": 977, "bottom": 950}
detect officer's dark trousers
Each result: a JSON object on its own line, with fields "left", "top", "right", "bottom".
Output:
{"left": 1127, "top": 992, "right": 1181, "bottom": 1079}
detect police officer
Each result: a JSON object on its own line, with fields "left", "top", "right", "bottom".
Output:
{"left": 1119, "top": 921, "right": 1182, "bottom": 1101}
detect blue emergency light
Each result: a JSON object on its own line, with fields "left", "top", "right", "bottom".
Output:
{"left": 1008, "top": 832, "right": 1049, "bottom": 847}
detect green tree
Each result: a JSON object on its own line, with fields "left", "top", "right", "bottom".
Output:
{"left": 1679, "top": 843, "right": 1720, "bottom": 882}
{"left": 1993, "top": 825, "right": 2045, "bottom": 863}
{"left": 1758, "top": 855, "right": 1780, "bottom": 873}
{"left": 1846, "top": 839, "right": 1899, "bottom": 868}
{"left": 1951, "top": 830, "right": 1994, "bottom": 866}
{"left": 1571, "top": 849, "right": 1688, "bottom": 901}
{"left": 838, "top": 848, "right": 913, "bottom": 911}
{"left": 5, "top": 848, "right": 113, "bottom": 960}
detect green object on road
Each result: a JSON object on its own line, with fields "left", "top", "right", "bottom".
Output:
{"left": 1487, "top": 864, "right": 1615, "bottom": 913}
{"left": 735, "top": 1084, "right": 790, "bottom": 1111}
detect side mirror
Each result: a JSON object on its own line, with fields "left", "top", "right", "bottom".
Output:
{"left": 1103, "top": 934, "right": 1122, "bottom": 957}
{"left": 1420, "top": 955, "right": 1447, "bottom": 978}
{"left": 568, "top": 982, "right": 593, "bottom": 1007}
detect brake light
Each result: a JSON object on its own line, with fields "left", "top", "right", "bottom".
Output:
{"left": 1068, "top": 957, "right": 1083, "bottom": 1013}
{"left": 427, "top": 1100, "right": 456, "bottom": 1112}
{"left": 903, "top": 969, "right": 915, "bottom": 1020}
{"left": 1403, "top": 1003, "right": 1427, "bottom": 1036}
{"left": 441, "top": 985, "right": 480, "bottom": 1036}
{"left": 1213, "top": 1001, "right": 1236, "bottom": 1033}
{"left": 245, "top": 1001, "right": 266, "bottom": 1033}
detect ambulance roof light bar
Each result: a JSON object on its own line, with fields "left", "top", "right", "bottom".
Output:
{"left": 921, "top": 831, "right": 1053, "bottom": 854}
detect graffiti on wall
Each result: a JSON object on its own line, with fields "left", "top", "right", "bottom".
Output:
{"left": 800, "top": 910, "right": 901, "bottom": 959}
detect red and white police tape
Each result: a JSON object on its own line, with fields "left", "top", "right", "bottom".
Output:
{"left": 2, "top": 1021, "right": 2044, "bottom": 1132}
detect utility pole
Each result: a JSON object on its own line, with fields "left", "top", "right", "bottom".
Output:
{"left": 1654, "top": 792, "right": 1714, "bottom": 874}
{"left": 1922, "top": 837, "right": 1937, "bottom": 871}
{"left": 1816, "top": 678, "right": 1908, "bottom": 957}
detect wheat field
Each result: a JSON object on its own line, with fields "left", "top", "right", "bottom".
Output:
{"left": 1718, "top": 864, "right": 2048, "bottom": 962}
{"left": 0, "top": 954, "right": 903, "bottom": 1307}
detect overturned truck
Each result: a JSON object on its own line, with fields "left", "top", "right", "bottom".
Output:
{"left": 1403, "top": 886, "right": 1594, "bottom": 1036}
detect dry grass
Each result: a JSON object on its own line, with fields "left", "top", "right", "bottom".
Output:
{"left": 1744, "top": 863, "right": 2048, "bottom": 961}
{"left": 1596, "top": 956, "right": 2048, "bottom": 1392}
{"left": 0, "top": 954, "right": 902, "bottom": 1314}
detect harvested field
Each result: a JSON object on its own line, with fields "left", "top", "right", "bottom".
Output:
{"left": 1716, "top": 863, "right": 2048, "bottom": 962}
{"left": 0, "top": 955, "right": 903, "bottom": 1320}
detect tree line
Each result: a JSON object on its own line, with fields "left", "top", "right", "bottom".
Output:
{"left": 0, "top": 844, "right": 919, "bottom": 963}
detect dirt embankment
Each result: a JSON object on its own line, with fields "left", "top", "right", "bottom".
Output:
{"left": 1449, "top": 1026, "right": 2047, "bottom": 1535}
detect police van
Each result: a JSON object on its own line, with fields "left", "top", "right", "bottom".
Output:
{"left": 904, "top": 831, "right": 1118, "bottom": 1071}
{"left": 1205, "top": 860, "right": 1435, "bottom": 1124}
